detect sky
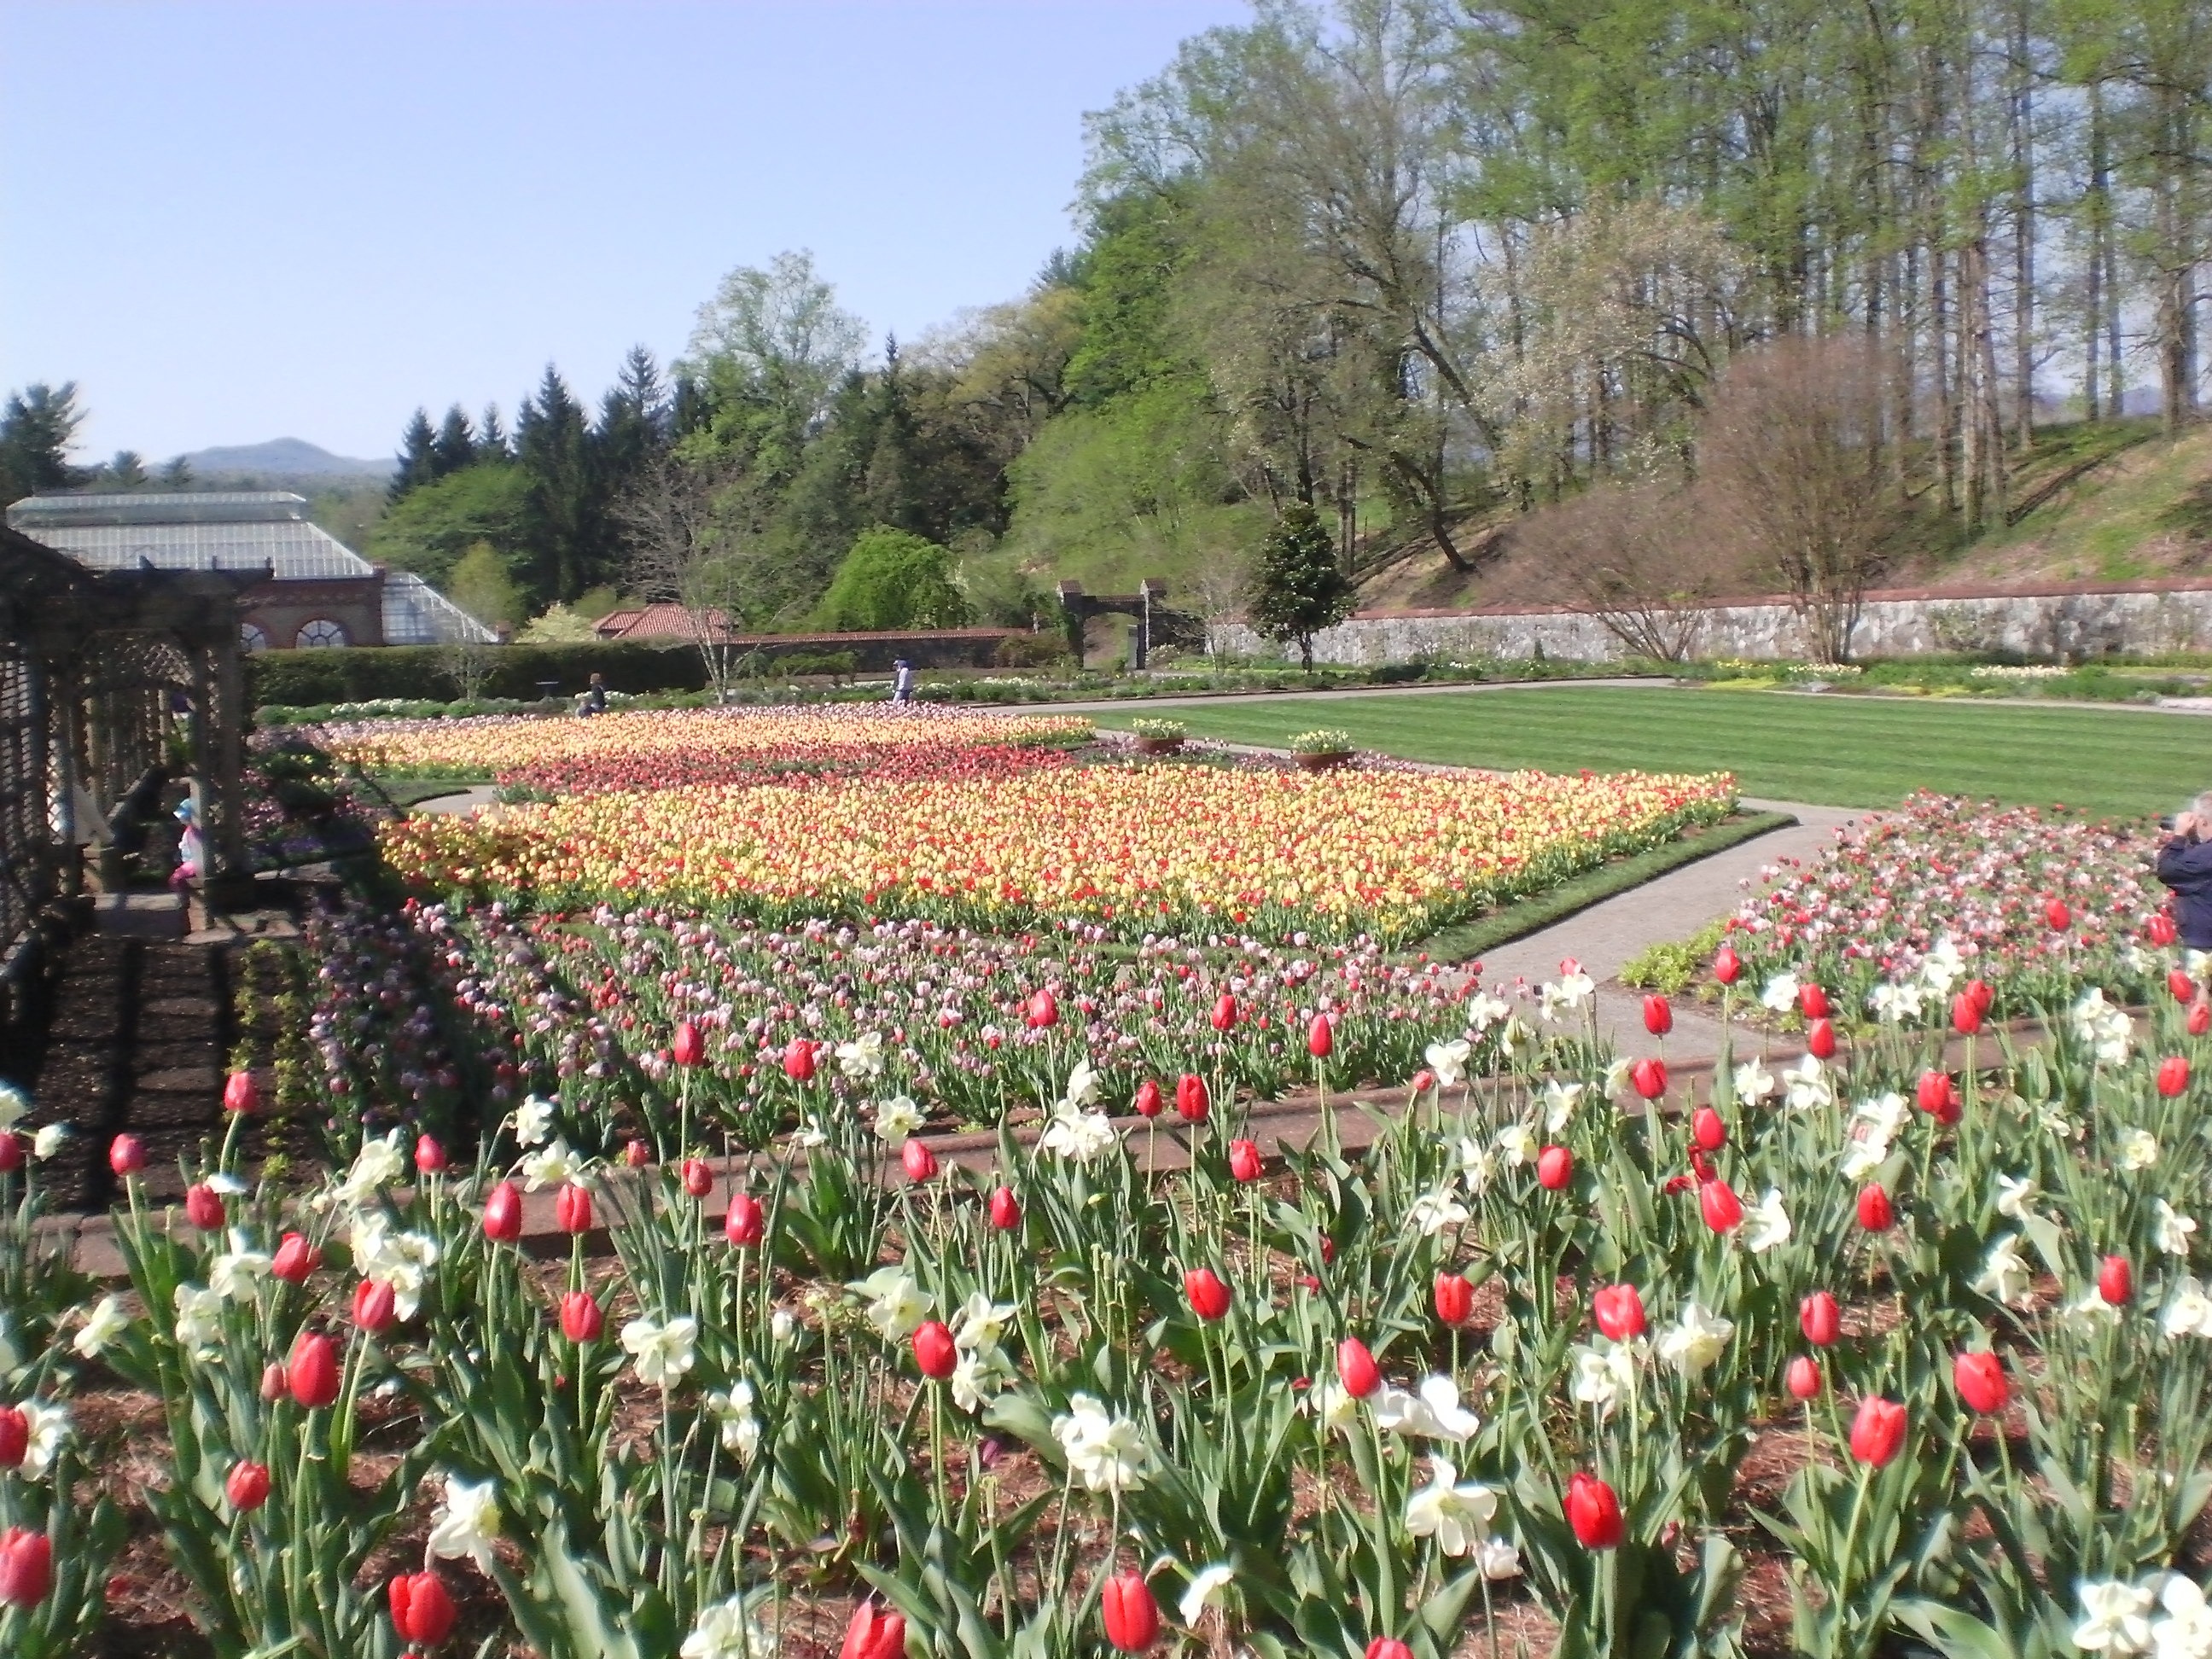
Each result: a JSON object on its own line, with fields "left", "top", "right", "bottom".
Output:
{"left": 0, "top": 0, "right": 1249, "bottom": 463}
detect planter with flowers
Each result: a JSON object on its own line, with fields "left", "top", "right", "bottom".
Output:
{"left": 1289, "top": 727, "right": 1356, "bottom": 771}
{"left": 1130, "top": 717, "right": 1187, "bottom": 756}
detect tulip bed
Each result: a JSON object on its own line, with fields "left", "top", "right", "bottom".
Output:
{"left": 3, "top": 928, "right": 2211, "bottom": 1659}
{"left": 1717, "top": 795, "right": 2186, "bottom": 1017}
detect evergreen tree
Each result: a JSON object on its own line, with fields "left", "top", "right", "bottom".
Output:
{"left": 0, "top": 381, "right": 88, "bottom": 501}
{"left": 515, "top": 366, "right": 595, "bottom": 602}
{"left": 432, "top": 405, "right": 476, "bottom": 477}
{"left": 160, "top": 456, "right": 195, "bottom": 489}
{"left": 1247, "top": 504, "right": 1350, "bottom": 671}
{"left": 478, "top": 404, "right": 509, "bottom": 460}
{"left": 102, "top": 450, "right": 148, "bottom": 489}
{"left": 388, "top": 408, "right": 439, "bottom": 504}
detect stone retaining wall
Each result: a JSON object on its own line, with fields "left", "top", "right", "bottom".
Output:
{"left": 1214, "top": 579, "right": 2212, "bottom": 665}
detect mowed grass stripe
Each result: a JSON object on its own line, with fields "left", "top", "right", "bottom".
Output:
{"left": 1102, "top": 687, "right": 2208, "bottom": 817}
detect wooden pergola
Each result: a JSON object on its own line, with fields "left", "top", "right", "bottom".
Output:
{"left": 0, "top": 523, "right": 254, "bottom": 976}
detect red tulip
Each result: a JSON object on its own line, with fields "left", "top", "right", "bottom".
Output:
{"left": 1565, "top": 1470, "right": 1625, "bottom": 1548}
{"left": 560, "top": 1290, "right": 603, "bottom": 1343}
{"left": 1799, "top": 983, "right": 1830, "bottom": 1021}
{"left": 1411, "top": 1068, "right": 1437, "bottom": 1093}
{"left": 1699, "top": 1178, "right": 1743, "bottom": 1233}
{"left": 1713, "top": 943, "right": 1742, "bottom": 984}
{"left": 1849, "top": 1395, "right": 1907, "bottom": 1466}
{"left": 783, "top": 1038, "right": 817, "bottom": 1082}
{"left": 1856, "top": 1183, "right": 1894, "bottom": 1232}
{"left": 988, "top": 1185, "right": 1022, "bottom": 1231}
{"left": 0, "top": 1134, "right": 18, "bottom": 1174}
{"left": 1336, "top": 1336, "right": 1382, "bottom": 1399}
{"left": 0, "top": 1406, "right": 24, "bottom": 1468}
{"left": 672, "top": 1021, "right": 705, "bottom": 1067}
{"left": 1691, "top": 1106, "right": 1726, "bottom": 1151}
{"left": 1784, "top": 1356, "right": 1822, "bottom": 1400}
{"left": 901, "top": 1140, "right": 938, "bottom": 1183}
{"left": 225, "top": 1459, "right": 271, "bottom": 1511}
{"left": 2172, "top": 969, "right": 2200, "bottom": 1004}
{"left": 1366, "top": 1643, "right": 1415, "bottom": 1659}
{"left": 2045, "top": 898, "right": 2071, "bottom": 930}
{"left": 1966, "top": 978, "right": 1994, "bottom": 1016}
{"left": 1807, "top": 1018, "right": 1837, "bottom": 1060}
{"left": 183, "top": 1184, "right": 225, "bottom": 1232}
{"left": 1951, "top": 992, "right": 1982, "bottom": 1035}
{"left": 2150, "top": 912, "right": 2179, "bottom": 946}
{"left": 1953, "top": 1351, "right": 2008, "bottom": 1415}
{"left": 1434, "top": 1272, "right": 1474, "bottom": 1325}
{"left": 1592, "top": 1284, "right": 1645, "bottom": 1341}
{"left": 2192, "top": 1000, "right": 2211, "bottom": 1038}
{"left": 724, "top": 1193, "right": 764, "bottom": 1248}
{"left": 2157, "top": 1057, "right": 2190, "bottom": 1097}
{"left": 1102, "top": 1569, "right": 1161, "bottom": 1652}
{"left": 840, "top": 1601, "right": 908, "bottom": 1659}
{"left": 912, "top": 1320, "right": 957, "bottom": 1380}
{"left": 482, "top": 1180, "right": 522, "bottom": 1243}
{"left": 1800, "top": 1290, "right": 1841, "bottom": 1347}
{"left": 682, "top": 1158, "right": 713, "bottom": 1198}
{"left": 1536, "top": 1144, "right": 1573, "bottom": 1190}
{"left": 108, "top": 1133, "right": 144, "bottom": 1176}
{"left": 1630, "top": 1057, "right": 1668, "bottom": 1100}
{"left": 555, "top": 1183, "right": 593, "bottom": 1235}
{"left": 624, "top": 1138, "right": 650, "bottom": 1167}
{"left": 259, "top": 1361, "right": 287, "bottom": 1401}
{"left": 413, "top": 1135, "right": 447, "bottom": 1174}
{"left": 2099, "top": 1254, "right": 2133, "bottom": 1306}
{"left": 1210, "top": 992, "right": 1237, "bottom": 1032}
{"left": 1132, "top": 1078, "right": 1163, "bottom": 1118}
{"left": 1642, "top": 994, "right": 1673, "bottom": 1036}
{"left": 389, "top": 1571, "right": 457, "bottom": 1645}
{"left": 1227, "top": 1138, "right": 1262, "bottom": 1182}
{"left": 0, "top": 1527, "right": 52, "bottom": 1607}
{"left": 271, "top": 1232, "right": 319, "bottom": 1284}
{"left": 1026, "top": 989, "right": 1057, "bottom": 1030}
{"left": 288, "top": 1332, "right": 340, "bottom": 1409}
{"left": 1917, "top": 1071, "right": 1960, "bottom": 1124}
{"left": 1307, "top": 1013, "right": 1334, "bottom": 1057}
{"left": 1174, "top": 1074, "right": 1208, "bottom": 1123}
{"left": 352, "top": 1278, "right": 397, "bottom": 1332}
{"left": 1184, "top": 1266, "right": 1231, "bottom": 1321}
{"left": 222, "top": 1070, "right": 258, "bottom": 1115}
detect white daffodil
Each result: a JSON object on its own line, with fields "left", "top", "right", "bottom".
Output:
{"left": 1407, "top": 1186, "right": 1470, "bottom": 1237}
{"left": 2060, "top": 1288, "right": 2123, "bottom": 1331}
{"left": 32, "top": 1123, "right": 67, "bottom": 1161}
{"left": 1372, "top": 1374, "right": 1479, "bottom": 1442}
{"left": 1495, "top": 1124, "right": 1534, "bottom": 1167}
{"left": 872, "top": 1095, "right": 924, "bottom": 1146}
{"left": 352, "top": 1215, "right": 440, "bottom": 1320}
{"left": 428, "top": 1473, "right": 502, "bottom": 1569}
{"left": 1742, "top": 1188, "right": 1793, "bottom": 1254}
{"left": 73, "top": 1295, "right": 129, "bottom": 1359}
{"left": 1555, "top": 965, "right": 1596, "bottom": 1007}
{"left": 1059, "top": 1057, "right": 1101, "bottom": 1110}
{"left": 1733, "top": 1060, "right": 1775, "bottom": 1102}
{"left": 1784, "top": 1054, "right": 1833, "bottom": 1112}
{"left": 172, "top": 1284, "right": 224, "bottom": 1357}
{"left": 1307, "top": 1376, "right": 1360, "bottom": 1435}
{"left": 1476, "top": 1536, "right": 1523, "bottom": 1580}
{"left": 1920, "top": 936, "right": 1966, "bottom": 996}
{"left": 2039, "top": 1103, "right": 2083, "bottom": 1141}
{"left": 1840, "top": 1130, "right": 1893, "bottom": 1182}
{"left": 1497, "top": 1015, "right": 1538, "bottom": 1058}
{"left": 1972, "top": 1237, "right": 2034, "bottom": 1307}
{"left": 208, "top": 1245, "right": 272, "bottom": 1302}
{"left": 1404, "top": 1457, "right": 1498, "bottom": 1557}
{"left": 681, "top": 1594, "right": 775, "bottom": 1659}
{"left": 770, "top": 1307, "right": 799, "bottom": 1345}
{"left": 2071, "top": 989, "right": 2133, "bottom": 1065}
{"left": 1051, "top": 1394, "right": 1150, "bottom": 1493}
{"left": 950, "top": 1344, "right": 1016, "bottom": 1415}
{"left": 512, "top": 1095, "right": 555, "bottom": 1148}
{"left": 1426, "top": 1037, "right": 1473, "bottom": 1086}
{"left": 334, "top": 1130, "right": 407, "bottom": 1208}
{"left": 2156, "top": 1201, "right": 2198, "bottom": 1258}
{"left": 1038, "top": 1105, "right": 1117, "bottom": 1163}
{"left": 1869, "top": 981, "right": 1925, "bottom": 1024}
{"left": 519, "top": 1137, "right": 583, "bottom": 1190}
{"left": 1179, "top": 1563, "right": 1237, "bottom": 1626}
{"left": 1542, "top": 1080, "right": 1584, "bottom": 1134}
{"left": 2151, "top": 1575, "right": 2212, "bottom": 1659}
{"left": 0, "top": 1084, "right": 25, "bottom": 1129}
{"left": 18, "top": 1399, "right": 68, "bottom": 1480}
{"left": 1855, "top": 1092, "right": 1910, "bottom": 1140}
{"left": 2119, "top": 1130, "right": 2161, "bottom": 1173}
{"left": 1454, "top": 1136, "right": 1494, "bottom": 1194}
{"left": 1656, "top": 1302, "right": 1735, "bottom": 1374}
{"left": 854, "top": 1266, "right": 929, "bottom": 1340}
{"left": 2161, "top": 1278, "right": 2212, "bottom": 1340}
{"left": 2075, "top": 1579, "right": 2158, "bottom": 1654}
{"left": 707, "top": 1383, "right": 762, "bottom": 1460}
{"left": 1569, "top": 1343, "right": 1636, "bottom": 1417}
{"left": 1995, "top": 1174, "right": 2043, "bottom": 1222}
{"left": 1464, "top": 994, "right": 1509, "bottom": 1034}
{"left": 619, "top": 1313, "right": 699, "bottom": 1388}
{"left": 1761, "top": 973, "right": 1801, "bottom": 1015}
{"left": 835, "top": 1032, "right": 886, "bottom": 1080}
{"left": 952, "top": 1291, "right": 1017, "bottom": 1353}
{"left": 1602, "top": 1057, "right": 1634, "bottom": 1098}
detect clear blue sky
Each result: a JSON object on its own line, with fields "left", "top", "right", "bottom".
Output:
{"left": 0, "top": 1, "right": 1249, "bottom": 463}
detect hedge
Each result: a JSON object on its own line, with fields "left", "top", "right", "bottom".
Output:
{"left": 249, "top": 643, "right": 711, "bottom": 707}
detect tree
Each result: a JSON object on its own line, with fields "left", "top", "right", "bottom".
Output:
{"left": 1246, "top": 502, "right": 1352, "bottom": 670}
{"left": 1511, "top": 479, "right": 1734, "bottom": 661}
{"left": 515, "top": 366, "right": 596, "bottom": 602}
{"left": 683, "top": 250, "right": 867, "bottom": 447}
{"left": 388, "top": 409, "right": 439, "bottom": 504}
{"left": 445, "top": 539, "right": 523, "bottom": 630}
{"left": 432, "top": 406, "right": 476, "bottom": 476}
{"left": 0, "top": 381, "right": 88, "bottom": 500}
{"left": 368, "top": 463, "right": 533, "bottom": 591}
{"left": 160, "top": 456, "right": 195, "bottom": 489}
{"left": 99, "top": 450, "right": 148, "bottom": 490}
{"left": 814, "top": 527, "right": 972, "bottom": 632}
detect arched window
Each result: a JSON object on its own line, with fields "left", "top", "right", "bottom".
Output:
{"left": 239, "top": 622, "right": 270, "bottom": 653}
{"left": 295, "top": 618, "right": 350, "bottom": 649}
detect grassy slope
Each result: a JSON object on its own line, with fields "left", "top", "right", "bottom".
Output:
{"left": 1100, "top": 687, "right": 2208, "bottom": 816}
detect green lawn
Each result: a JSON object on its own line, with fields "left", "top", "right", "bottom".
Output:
{"left": 1099, "top": 687, "right": 2209, "bottom": 817}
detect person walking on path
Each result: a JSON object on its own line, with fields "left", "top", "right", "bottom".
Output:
{"left": 890, "top": 659, "right": 916, "bottom": 704}
{"left": 2156, "top": 791, "right": 2212, "bottom": 948}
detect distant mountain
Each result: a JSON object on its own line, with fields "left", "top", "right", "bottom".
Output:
{"left": 176, "top": 438, "right": 392, "bottom": 479}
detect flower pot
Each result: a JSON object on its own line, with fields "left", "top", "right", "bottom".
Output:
{"left": 1292, "top": 749, "right": 1353, "bottom": 771}
{"left": 1135, "top": 736, "right": 1185, "bottom": 755}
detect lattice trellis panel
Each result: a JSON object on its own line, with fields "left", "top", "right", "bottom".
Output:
{"left": 0, "top": 641, "right": 49, "bottom": 967}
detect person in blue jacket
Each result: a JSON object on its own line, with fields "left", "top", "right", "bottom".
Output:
{"left": 2156, "top": 792, "right": 2212, "bottom": 949}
